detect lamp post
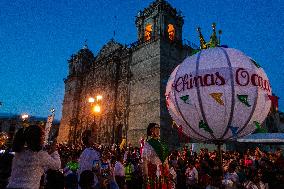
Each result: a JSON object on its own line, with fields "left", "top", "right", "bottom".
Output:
{"left": 88, "top": 95, "right": 102, "bottom": 142}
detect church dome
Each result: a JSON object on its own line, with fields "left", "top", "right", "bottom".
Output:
{"left": 96, "top": 39, "right": 123, "bottom": 61}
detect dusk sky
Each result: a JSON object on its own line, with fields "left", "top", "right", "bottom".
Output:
{"left": 0, "top": 0, "right": 283, "bottom": 119}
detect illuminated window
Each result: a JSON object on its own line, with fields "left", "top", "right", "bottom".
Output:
{"left": 168, "top": 24, "right": 175, "bottom": 41}
{"left": 144, "top": 24, "right": 152, "bottom": 41}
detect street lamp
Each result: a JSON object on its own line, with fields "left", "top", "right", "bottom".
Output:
{"left": 21, "top": 113, "right": 29, "bottom": 120}
{"left": 88, "top": 97, "right": 95, "bottom": 103}
{"left": 21, "top": 113, "right": 29, "bottom": 128}
{"left": 88, "top": 95, "right": 103, "bottom": 142}
{"left": 96, "top": 95, "right": 102, "bottom": 101}
{"left": 88, "top": 95, "right": 102, "bottom": 112}
{"left": 93, "top": 104, "right": 101, "bottom": 113}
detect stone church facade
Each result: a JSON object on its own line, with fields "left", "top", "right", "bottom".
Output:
{"left": 58, "top": 0, "right": 195, "bottom": 146}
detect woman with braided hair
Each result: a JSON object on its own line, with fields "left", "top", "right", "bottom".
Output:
{"left": 142, "top": 123, "right": 171, "bottom": 189}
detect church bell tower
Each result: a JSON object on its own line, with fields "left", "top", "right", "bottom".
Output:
{"left": 135, "top": 0, "right": 184, "bottom": 43}
{"left": 127, "top": 0, "right": 191, "bottom": 147}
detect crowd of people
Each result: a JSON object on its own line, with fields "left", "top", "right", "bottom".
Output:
{"left": 0, "top": 123, "right": 283, "bottom": 189}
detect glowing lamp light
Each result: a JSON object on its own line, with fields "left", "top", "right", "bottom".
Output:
{"left": 168, "top": 24, "right": 175, "bottom": 41}
{"left": 88, "top": 97, "right": 95, "bottom": 103}
{"left": 93, "top": 105, "right": 101, "bottom": 113}
{"left": 21, "top": 114, "right": 29, "bottom": 120}
{"left": 144, "top": 24, "right": 152, "bottom": 41}
{"left": 166, "top": 47, "right": 272, "bottom": 142}
{"left": 96, "top": 95, "right": 103, "bottom": 101}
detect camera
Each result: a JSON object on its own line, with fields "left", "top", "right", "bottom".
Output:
{"left": 102, "top": 172, "right": 109, "bottom": 177}
{"left": 101, "top": 163, "right": 110, "bottom": 177}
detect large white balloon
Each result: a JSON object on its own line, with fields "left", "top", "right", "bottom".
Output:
{"left": 166, "top": 47, "right": 272, "bottom": 142}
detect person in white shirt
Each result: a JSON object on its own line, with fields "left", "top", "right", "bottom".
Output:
{"left": 185, "top": 162, "right": 198, "bottom": 189}
{"left": 77, "top": 130, "right": 100, "bottom": 187}
{"left": 7, "top": 125, "right": 61, "bottom": 189}
{"left": 114, "top": 155, "right": 125, "bottom": 189}
{"left": 222, "top": 163, "right": 239, "bottom": 189}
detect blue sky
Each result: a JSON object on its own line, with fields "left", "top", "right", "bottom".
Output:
{"left": 0, "top": 0, "right": 283, "bottom": 119}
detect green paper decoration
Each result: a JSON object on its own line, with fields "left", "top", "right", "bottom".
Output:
{"left": 237, "top": 95, "right": 251, "bottom": 107}
{"left": 199, "top": 120, "right": 213, "bottom": 133}
{"left": 191, "top": 49, "right": 200, "bottom": 55}
{"left": 254, "top": 121, "right": 261, "bottom": 129}
{"left": 257, "top": 128, "right": 268, "bottom": 133}
{"left": 180, "top": 95, "right": 189, "bottom": 104}
{"left": 254, "top": 121, "right": 267, "bottom": 133}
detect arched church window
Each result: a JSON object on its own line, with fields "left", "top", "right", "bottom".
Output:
{"left": 144, "top": 24, "right": 152, "bottom": 41}
{"left": 168, "top": 24, "right": 175, "bottom": 41}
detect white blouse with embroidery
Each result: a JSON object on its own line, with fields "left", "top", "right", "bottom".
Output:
{"left": 7, "top": 149, "right": 61, "bottom": 189}
{"left": 142, "top": 141, "right": 163, "bottom": 177}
